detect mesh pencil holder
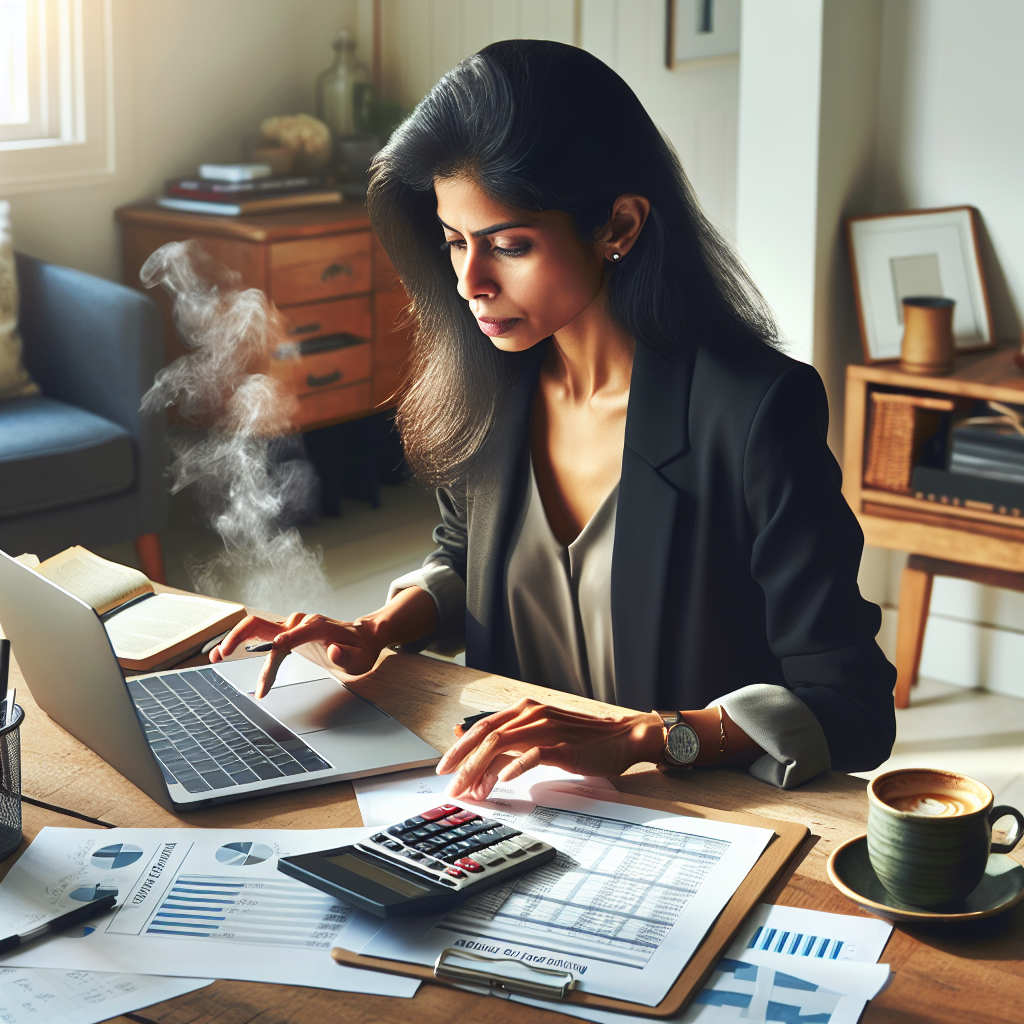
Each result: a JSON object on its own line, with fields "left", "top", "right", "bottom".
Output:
{"left": 0, "top": 704, "right": 24, "bottom": 861}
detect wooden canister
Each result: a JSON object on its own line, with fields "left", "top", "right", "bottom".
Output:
{"left": 900, "top": 296, "right": 955, "bottom": 376}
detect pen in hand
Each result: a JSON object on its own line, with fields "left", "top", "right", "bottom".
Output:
{"left": 0, "top": 894, "right": 117, "bottom": 955}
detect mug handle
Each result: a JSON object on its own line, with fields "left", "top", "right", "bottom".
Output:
{"left": 989, "top": 805, "right": 1024, "bottom": 854}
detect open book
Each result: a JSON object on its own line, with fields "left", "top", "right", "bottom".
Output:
{"left": 34, "top": 547, "right": 245, "bottom": 672}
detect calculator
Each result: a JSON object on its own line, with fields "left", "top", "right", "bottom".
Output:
{"left": 277, "top": 803, "right": 556, "bottom": 917}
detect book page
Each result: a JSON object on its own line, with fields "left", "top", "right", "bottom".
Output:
{"left": 104, "top": 593, "right": 235, "bottom": 660}
{"left": 36, "top": 547, "right": 151, "bottom": 615}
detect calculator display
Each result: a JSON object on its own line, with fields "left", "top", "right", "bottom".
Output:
{"left": 325, "top": 853, "right": 432, "bottom": 897}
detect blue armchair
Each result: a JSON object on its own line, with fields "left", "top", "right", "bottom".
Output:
{"left": 0, "top": 254, "right": 168, "bottom": 580}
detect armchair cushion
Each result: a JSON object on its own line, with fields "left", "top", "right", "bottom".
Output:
{"left": 0, "top": 395, "right": 133, "bottom": 518}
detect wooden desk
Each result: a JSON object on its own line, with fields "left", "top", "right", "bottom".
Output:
{"left": 843, "top": 345, "right": 1024, "bottom": 707}
{"left": 4, "top": 648, "right": 1022, "bottom": 1023}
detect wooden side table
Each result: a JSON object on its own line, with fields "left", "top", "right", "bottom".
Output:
{"left": 116, "top": 202, "right": 414, "bottom": 432}
{"left": 843, "top": 345, "right": 1024, "bottom": 707}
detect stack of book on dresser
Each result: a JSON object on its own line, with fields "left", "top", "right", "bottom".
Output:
{"left": 157, "top": 162, "right": 342, "bottom": 216}
{"left": 911, "top": 403, "right": 1024, "bottom": 519}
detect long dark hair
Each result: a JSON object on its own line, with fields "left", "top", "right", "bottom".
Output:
{"left": 368, "top": 39, "right": 776, "bottom": 485}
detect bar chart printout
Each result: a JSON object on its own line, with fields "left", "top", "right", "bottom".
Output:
{"left": 147, "top": 874, "right": 352, "bottom": 948}
{"left": 441, "top": 805, "right": 731, "bottom": 968}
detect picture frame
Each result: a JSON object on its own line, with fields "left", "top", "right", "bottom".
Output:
{"left": 665, "top": 0, "right": 740, "bottom": 70}
{"left": 846, "top": 206, "right": 994, "bottom": 365}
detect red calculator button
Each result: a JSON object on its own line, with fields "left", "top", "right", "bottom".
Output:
{"left": 455, "top": 858, "right": 483, "bottom": 872}
{"left": 421, "top": 805, "right": 460, "bottom": 822}
{"left": 445, "top": 867, "right": 465, "bottom": 878}
{"left": 445, "top": 811, "right": 479, "bottom": 826}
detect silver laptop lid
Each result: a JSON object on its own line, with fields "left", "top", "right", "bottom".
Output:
{"left": 0, "top": 550, "right": 172, "bottom": 810}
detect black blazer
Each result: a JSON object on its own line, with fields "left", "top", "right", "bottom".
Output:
{"left": 426, "top": 338, "right": 896, "bottom": 774}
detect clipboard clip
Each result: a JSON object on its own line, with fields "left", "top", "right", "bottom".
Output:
{"left": 434, "top": 947, "right": 576, "bottom": 1001}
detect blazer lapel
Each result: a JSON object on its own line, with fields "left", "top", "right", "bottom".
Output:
{"left": 612, "top": 344, "right": 696, "bottom": 712}
{"left": 464, "top": 344, "right": 546, "bottom": 673}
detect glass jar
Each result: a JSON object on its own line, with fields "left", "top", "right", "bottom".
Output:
{"left": 316, "top": 30, "right": 372, "bottom": 137}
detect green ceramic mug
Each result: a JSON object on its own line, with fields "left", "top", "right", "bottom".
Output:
{"left": 867, "top": 768, "right": 1024, "bottom": 909}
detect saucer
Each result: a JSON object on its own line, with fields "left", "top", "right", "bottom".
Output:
{"left": 827, "top": 834, "right": 1024, "bottom": 923}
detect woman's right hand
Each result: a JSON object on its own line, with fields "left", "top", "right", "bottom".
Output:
{"left": 209, "top": 586, "right": 439, "bottom": 698}
{"left": 211, "top": 612, "right": 387, "bottom": 698}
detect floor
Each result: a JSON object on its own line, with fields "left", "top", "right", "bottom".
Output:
{"left": 98, "top": 485, "right": 1023, "bottom": 807}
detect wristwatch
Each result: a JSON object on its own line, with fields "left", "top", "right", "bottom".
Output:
{"left": 655, "top": 711, "right": 700, "bottom": 769}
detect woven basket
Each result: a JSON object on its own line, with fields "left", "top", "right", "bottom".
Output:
{"left": 864, "top": 391, "right": 955, "bottom": 493}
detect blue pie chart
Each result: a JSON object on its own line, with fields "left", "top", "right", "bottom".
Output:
{"left": 91, "top": 843, "right": 144, "bottom": 869}
{"left": 69, "top": 884, "right": 118, "bottom": 903}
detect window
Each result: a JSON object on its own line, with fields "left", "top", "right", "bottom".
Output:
{"left": 0, "top": 0, "right": 115, "bottom": 192}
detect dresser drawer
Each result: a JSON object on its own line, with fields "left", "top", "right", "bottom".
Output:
{"left": 277, "top": 296, "right": 372, "bottom": 343}
{"left": 272, "top": 341, "right": 372, "bottom": 397}
{"left": 270, "top": 232, "right": 372, "bottom": 304}
{"left": 293, "top": 381, "right": 372, "bottom": 430}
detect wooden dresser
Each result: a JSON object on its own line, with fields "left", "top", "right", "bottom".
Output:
{"left": 116, "top": 202, "right": 413, "bottom": 431}
{"left": 843, "top": 343, "right": 1024, "bottom": 706}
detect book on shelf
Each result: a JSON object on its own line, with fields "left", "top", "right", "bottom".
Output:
{"left": 198, "top": 162, "right": 273, "bottom": 182}
{"left": 32, "top": 546, "right": 245, "bottom": 672}
{"left": 950, "top": 421, "right": 1024, "bottom": 484}
{"left": 165, "top": 174, "right": 332, "bottom": 196}
{"left": 157, "top": 190, "right": 342, "bottom": 217}
{"left": 911, "top": 465, "right": 1024, "bottom": 519}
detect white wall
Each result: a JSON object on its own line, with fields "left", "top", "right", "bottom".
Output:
{"left": 379, "top": 0, "right": 740, "bottom": 238}
{"left": 4, "top": 0, "right": 360, "bottom": 282}
{"left": 860, "top": 0, "right": 1024, "bottom": 699}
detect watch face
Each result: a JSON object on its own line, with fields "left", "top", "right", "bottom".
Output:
{"left": 666, "top": 722, "right": 700, "bottom": 766}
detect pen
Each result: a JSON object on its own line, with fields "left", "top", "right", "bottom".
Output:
{"left": 0, "top": 894, "right": 117, "bottom": 955}
{"left": 246, "top": 641, "right": 287, "bottom": 654}
{"left": 0, "top": 639, "right": 9, "bottom": 727}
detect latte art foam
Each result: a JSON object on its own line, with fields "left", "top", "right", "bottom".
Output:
{"left": 887, "top": 791, "right": 980, "bottom": 816}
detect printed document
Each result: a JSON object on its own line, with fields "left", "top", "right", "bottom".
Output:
{"left": 0, "top": 827, "right": 417, "bottom": 997}
{"left": 352, "top": 764, "right": 615, "bottom": 827}
{"left": 512, "top": 903, "right": 892, "bottom": 1024}
{"left": 0, "top": 968, "right": 211, "bottom": 1024}
{"left": 347, "top": 785, "right": 774, "bottom": 1006}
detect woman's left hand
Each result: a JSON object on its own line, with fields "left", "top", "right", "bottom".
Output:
{"left": 437, "top": 698, "right": 665, "bottom": 801}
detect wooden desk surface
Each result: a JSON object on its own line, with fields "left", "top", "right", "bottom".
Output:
{"left": 4, "top": 647, "right": 1022, "bottom": 1024}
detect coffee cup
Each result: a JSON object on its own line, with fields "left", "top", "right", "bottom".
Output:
{"left": 867, "top": 768, "right": 1024, "bottom": 909}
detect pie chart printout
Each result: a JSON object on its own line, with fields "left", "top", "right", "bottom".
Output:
{"left": 216, "top": 841, "right": 274, "bottom": 867}
{"left": 69, "top": 884, "right": 119, "bottom": 903}
{"left": 91, "top": 844, "right": 144, "bottom": 869}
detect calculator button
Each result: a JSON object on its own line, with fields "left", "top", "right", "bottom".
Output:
{"left": 436, "top": 844, "right": 461, "bottom": 860}
{"left": 445, "top": 867, "right": 465, "bottom": 878}
{"left": 422, "top": 822, "right": 446, "bottom": 834}
{"left": 446, "top": 827, "right": 469, "bottom": 840}
{"left": 383, "top": 840, "right": 403, "bottom": 851}
{"left": 443, "top": 810, "right": 479, "bottom": 826}
{"left": 414, "top": 841, "right": 435, "bottom": 852}
{"left": 424, "top": 858, "right": 444, "bottom": 869}
{"left": 408, "top": 828, "right": 429, "bottom": 839}
{"left": 372, "top": 833, "right": 387, "bottom": 843}
{"left": 420, "top": 805, "right": 460, "bottom": 822}
{"left": 490, "top": 826, "right": 521, "bottom": 841}
{"left": 405, "top": 850, "right": 424, "bottom": 860}
{"left": 386, "top": 825, "right": 406, "bottom": 836}
{"left": 403, "top": 816, "right": 426, "bottom": 828}
{"left": 455, "top": 858, "right": 483, "bottom": 872}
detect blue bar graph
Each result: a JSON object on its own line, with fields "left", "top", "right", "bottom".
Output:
{"left": 747, "top": 925, "right": 844, "bottom": 960}
{"left": 146, "top": 874, "right": 351, "bottom": 949}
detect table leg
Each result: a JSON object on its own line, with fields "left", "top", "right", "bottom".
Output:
{"left": 894, "top": 556, "right": 934, "bottom": 709}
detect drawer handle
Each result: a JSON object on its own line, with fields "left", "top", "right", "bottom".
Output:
{"left": 307, "top": 370, "right": 343, "bottom": 388}
{"left": 290, "top": 321, "right": 322, "bottom": 335}
{"left": 321, "top": 262, "right": 353, "bottom": 281}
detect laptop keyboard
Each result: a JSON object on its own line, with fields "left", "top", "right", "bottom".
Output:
{"left": 127, "top": 668, "right": 332, "bottom": 794}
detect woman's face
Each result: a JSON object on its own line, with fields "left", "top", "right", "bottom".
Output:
{"left": 435, "top": 176, "right": 605, "bottom": 352}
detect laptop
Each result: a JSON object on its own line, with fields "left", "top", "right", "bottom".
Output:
{"left": 0, "top": 550, "right": 440, "bottom": 810}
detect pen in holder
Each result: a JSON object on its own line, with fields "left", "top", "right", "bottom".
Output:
{"left": 0, "top": 702, "right": 24, "bottom": 861}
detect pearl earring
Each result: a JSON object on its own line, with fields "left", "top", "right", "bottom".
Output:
{"left": 609, "top": 252, "right": 621, "bottom": 261}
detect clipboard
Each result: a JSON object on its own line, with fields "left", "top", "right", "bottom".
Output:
{"left": 332, "top": 788, "right": 809, "bottom": 1018}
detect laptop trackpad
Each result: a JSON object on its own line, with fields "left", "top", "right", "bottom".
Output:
{"left": 259, "top": 678, "right": 387, "bottom": 734}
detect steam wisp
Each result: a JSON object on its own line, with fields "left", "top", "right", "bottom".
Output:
{"left": 140, "top": 241, "right": 329, "bottom": 614}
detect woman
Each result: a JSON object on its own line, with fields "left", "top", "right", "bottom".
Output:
{"left": 214, "top": 40, "right": 895, "bottom": 801}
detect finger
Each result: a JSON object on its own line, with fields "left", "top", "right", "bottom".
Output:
{"left": 255, "top": 645, "right": 291, "bottom": 699}
{"left": 273, "top": 614, "right": 361, "bottom": 652}
{"left": 214, "top": 615, "right": 280, "bottom": 660}
{"left": 497, "top": 743, "right": 577, "bottom": 784}
{"left": 436, "top": 698, "right": 538, "bottom": 775}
